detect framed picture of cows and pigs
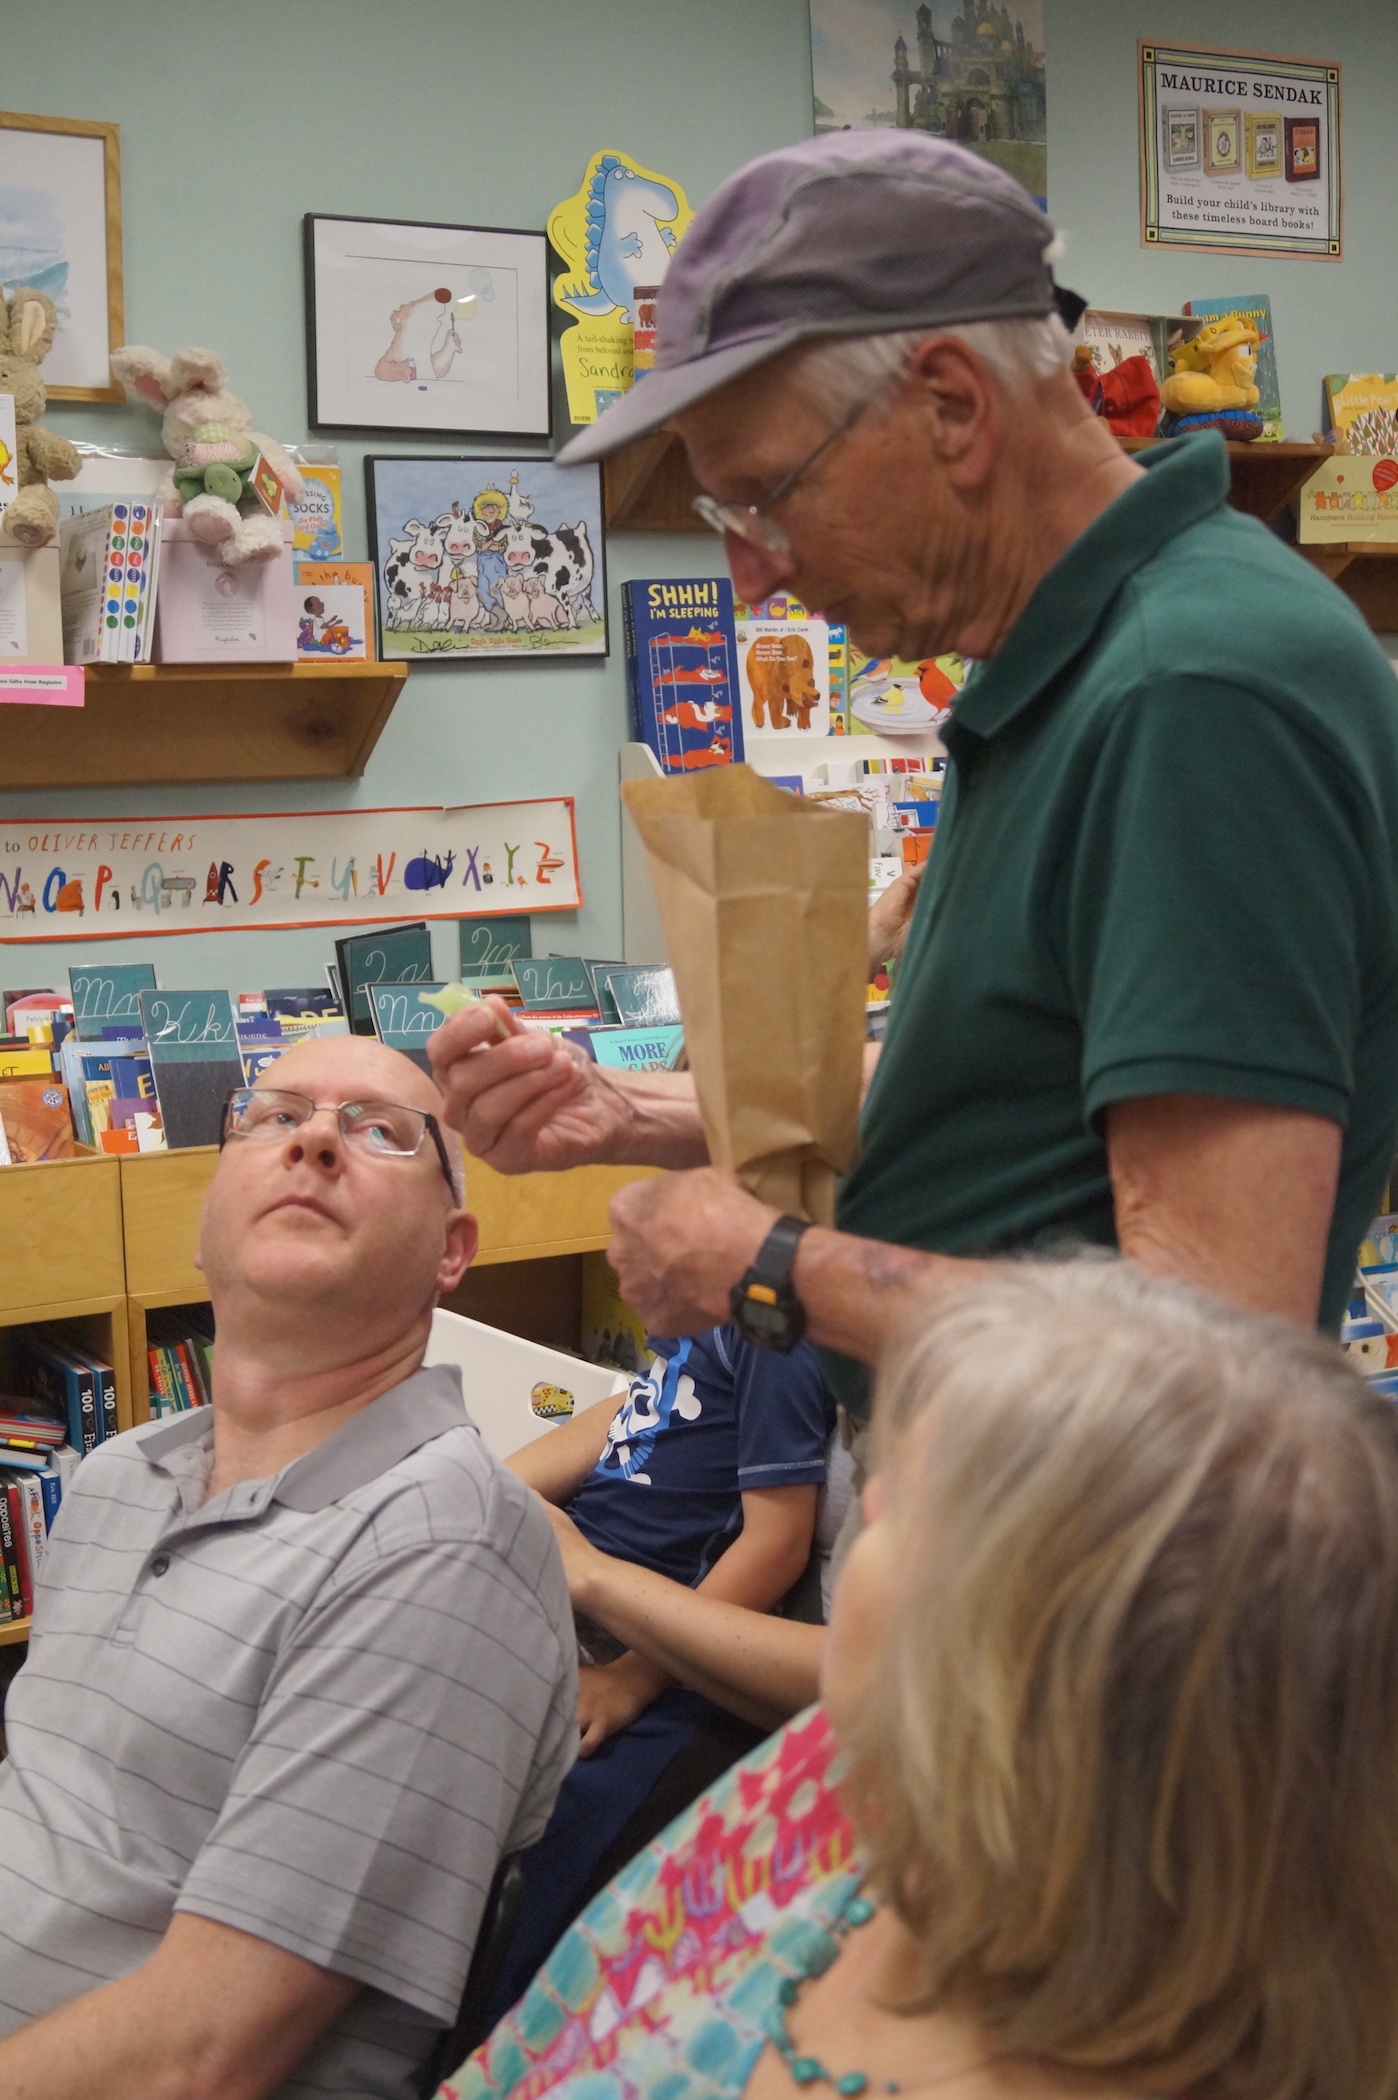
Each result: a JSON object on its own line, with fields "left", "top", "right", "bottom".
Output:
{"left": 365, "top": 455, "right": 607, "bottom": 659}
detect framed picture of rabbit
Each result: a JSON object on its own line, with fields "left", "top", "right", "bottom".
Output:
{"left": 306, "top": 215, "right": 551, "bottom": 438}
{"left": 0, "top": 112, "right": 124, "bottom": 402}
{"left": 366, "top": 455, "right": 607, "bottom": 660}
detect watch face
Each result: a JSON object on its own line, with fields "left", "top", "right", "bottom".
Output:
{"left": 740, "top": 1295, "right": 789, "bottom": 1344}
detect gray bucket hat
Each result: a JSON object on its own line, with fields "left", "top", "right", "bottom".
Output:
{"left": 556, "top": 129, "right": 1064, "bottom": 466}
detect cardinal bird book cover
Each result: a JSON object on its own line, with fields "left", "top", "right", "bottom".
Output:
{"left": 622, "top": 578, "right": 743, "bottom": 774}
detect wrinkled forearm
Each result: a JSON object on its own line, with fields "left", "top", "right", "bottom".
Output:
{"left": 596, "top": 1067, "right": 711, "bottom": 1170}
{"left": 791, "top": 1225, "right": 993, "bottom": 1366}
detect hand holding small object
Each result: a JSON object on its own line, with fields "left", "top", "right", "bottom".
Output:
{"left": 419, "top": 981, "right": 515, "bottom": 1039}
{"left": 607, "top": 1169, "right": 777, "bottom": 1335}
{"left": 428, "top": 994, "right": 626, "bottom": 1173}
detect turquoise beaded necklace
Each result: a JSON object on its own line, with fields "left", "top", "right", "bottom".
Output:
{"left": 770, "top": 1889, "right": 992, "bottom": 2099}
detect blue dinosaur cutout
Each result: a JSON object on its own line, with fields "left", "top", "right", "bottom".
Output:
{"left": 563, "top": 154, "right": 681, "bottom": 324}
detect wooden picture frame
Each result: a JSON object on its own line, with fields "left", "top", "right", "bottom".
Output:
{"left": 305, "top": 214, "right": 551, "bottom": 439}
{"left": 0, "top": 111, "right": 123, "bottom": 402}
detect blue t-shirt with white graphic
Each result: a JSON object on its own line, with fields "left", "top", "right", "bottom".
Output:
{"left": 566, "top": 1325, "right": 834, "bottom": 1588}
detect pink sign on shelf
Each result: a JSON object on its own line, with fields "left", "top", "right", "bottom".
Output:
{"left": 0, "top": 666, "right": 85, "bottom": 708}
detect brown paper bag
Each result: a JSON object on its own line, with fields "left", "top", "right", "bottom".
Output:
{"left": 621, "top": 765, "right": 869, "bottom": 1225}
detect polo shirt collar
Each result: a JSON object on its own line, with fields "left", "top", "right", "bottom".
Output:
{"left": 948, "top": 431, "right": 1231, "bottom": 747}
{"left": 134, "top": 1362, "right": 469, "bottom": 1515}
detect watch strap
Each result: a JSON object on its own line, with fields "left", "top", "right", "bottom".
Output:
{"left": 748, "top": 1214, "right": 812, "bottom": 1291}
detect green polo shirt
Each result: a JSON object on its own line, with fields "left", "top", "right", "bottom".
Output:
{"left": 835, "top": 433, "right": 1398, "bottom": 1407}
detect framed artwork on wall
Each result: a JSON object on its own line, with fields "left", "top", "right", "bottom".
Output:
{"left": 0, "top": 110, "right": 123, "bottom": 401}
{"left": 305, "top": 215, "right": 551, "bottom": 438}
{"left": 366, "top": 454, "right": 606, "bottom": 661}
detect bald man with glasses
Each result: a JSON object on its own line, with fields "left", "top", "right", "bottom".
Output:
{"left": 0, "top": 1036, "right": 576, "bottom": 2100}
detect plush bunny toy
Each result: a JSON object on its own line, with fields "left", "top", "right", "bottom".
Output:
{"left": 0, "top": 288, "right": 80, "bottom": 548}
{"left": 109, "top": 344, "right": 303, "bottom": 566}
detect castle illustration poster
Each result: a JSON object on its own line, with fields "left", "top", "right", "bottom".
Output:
{"left": 811, "top": 0, "right": 1046, "bottom": 206}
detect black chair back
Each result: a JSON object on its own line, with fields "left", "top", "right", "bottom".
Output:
{"left": 414, "top": 1850, "right": 527, "bottom": 2098}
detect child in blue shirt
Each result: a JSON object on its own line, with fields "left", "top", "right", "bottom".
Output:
{"left": 490, "top": 1323, "right": 833, "bottom": 2016}
{"left": 514, "top": 1321, "right": 833, "bottom": 1748}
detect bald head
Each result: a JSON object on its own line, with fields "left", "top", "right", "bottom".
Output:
{"left": 259, "top": 1033, "right": 447, "bottom": 1120}
{"left": 197, "top": 1029, "right": 476, "bottom": 1362}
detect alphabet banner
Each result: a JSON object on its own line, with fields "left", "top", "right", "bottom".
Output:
{"left": 1140, "top": 41, "right": 1341, "bottom": 259}
{"left": 0, "top": 799, "right": 580, "bottom": 942}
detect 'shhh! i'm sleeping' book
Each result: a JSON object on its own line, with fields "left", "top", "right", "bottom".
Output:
{"left": 621, "top": 578, "right": 743, "bottom": 774}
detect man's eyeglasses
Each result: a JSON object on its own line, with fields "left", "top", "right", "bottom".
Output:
{"left": 690, "top": 371, "right": 899, "bottom": 558}
{"left": 220, "top": 1088, "right": 459, "bottom": 1196}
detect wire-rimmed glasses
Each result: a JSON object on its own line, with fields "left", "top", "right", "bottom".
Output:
{"left": 690, "top": 373, "right": 899, "bottom": 556}
{"left": 220, "top": 1088, "right": 458, "bottom": 1196}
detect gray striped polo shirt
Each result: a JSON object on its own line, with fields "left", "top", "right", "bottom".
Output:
{"left": 0, "top": 1363, "right": 577, "bottom": 2099}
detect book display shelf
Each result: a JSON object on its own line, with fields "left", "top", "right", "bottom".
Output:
{"left": 0, "top": 1151, "right": 132, "bottom": 1646}
{"left": 605, "top": 432, "right": 1398, "bottom": 631}
{"left": 0, "top": 662, "right": 409, "bottom": 791}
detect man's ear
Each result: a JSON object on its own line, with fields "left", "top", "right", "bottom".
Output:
{"left": 905, "top": 334, "right": 1001, "bottom": 486}
{"left": 437, "top": 1208, "right": 478, "bottom": 1297}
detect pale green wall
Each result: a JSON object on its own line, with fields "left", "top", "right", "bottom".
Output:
{"left": 0, "top": 0, "right": 815, "bottom": 990}
{"left": 3, "top": 0, "right": 1396, "bottom": 991}
{"left": 1047, "top": 0, "right": 1398, "bottom": 439}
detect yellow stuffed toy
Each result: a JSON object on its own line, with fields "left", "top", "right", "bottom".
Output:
{"left": 1160, "top": 317, "right": 1263, "bottom": 440}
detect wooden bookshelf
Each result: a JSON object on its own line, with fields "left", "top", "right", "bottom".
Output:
{"left": 0, "top": 1150, "right": 124, "bottom": 1313}
{"left": 0, "top": 661, "right": 408, "bottom": 790}
{"left": 0, "top": 1154, "right": 134, "bottom": 1644}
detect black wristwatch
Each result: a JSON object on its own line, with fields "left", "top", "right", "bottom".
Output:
{"left": 730, "top": 1215, "right": 811, "bottom": 1353}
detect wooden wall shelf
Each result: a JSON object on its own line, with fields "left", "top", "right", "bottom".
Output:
{"left": 605, "top": 430, "right": 1398, "bottom": 631}
{"left": 0, "top": 661, "right": 408, "bottom": 790}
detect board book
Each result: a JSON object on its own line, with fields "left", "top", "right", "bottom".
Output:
{"left": 138, "top": 990, "right": 242, "bottom": 1150}
{"left": 1184, "top": 295, "right": 1282, "bottom": 441}
{"left": 336, "top": 924, "right": 433, "bottom": 1036}
{"left": 621, "top": 578, "right": 743, "bottom": 774}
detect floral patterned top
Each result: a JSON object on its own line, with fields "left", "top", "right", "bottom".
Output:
{"left": 443, "top": 1706, "right": 863, "bottom": 2100}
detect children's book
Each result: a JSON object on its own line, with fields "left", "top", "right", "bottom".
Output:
{"left": 600, "top": 965, "right": 681, "bottom": 1028}
{"left": 733, "top": 594, "right": 844, "bottom": 744}
{"left": 368, "top": 982, "right": 448, "bottom": 1073}
{"left": 13, "top": 1332, "right": 97, "bottom": 1456}
{"left": 567, "top": 1024, "right": 685, "bottom": 1074}
{"left": 622, "top": 578, "right": 743, "bottom": 773}
{"left": 511, "top": 957, "right": 598, "bottom": 1014}
{"left": 335, "top": 925, "right": 433, "bottom": 1036}
{"left": 580, "top": 1252, "right": 648, "bottom": 1374}
{"left": 847, "top": 649, "right": 965, "bottom": 736}
{"left": 1184, "top": 295, "right": 1282, "bottom": 440}
{"left": 459, "top": 915, "right": 532, "bottom": 991}
{"left": 69, "top": 962, "right": 156, "bottom": 1038}
{"left": 294, "top": 560, "right": 374, "bottom": 663}
{"left": 138, "top": 990, "right": 242, "bottom": 1150}
{"left": 58, "top": 503, "right": 157, "bottom": 664}
{"left": 263, "top": 987, "right": 342, "bottom": 1021}
{"left": 0, "top": 1080, "right": 77, "bottom": 1162}
{"left": 287, "top": 462, "right": 343, "bottom": 558}
{"left": 1325, "top": 375, "right": 1398, "bottom": 456}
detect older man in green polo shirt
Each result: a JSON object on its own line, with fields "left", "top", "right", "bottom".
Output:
{"left": 430, "top": 130, "right": 1398, "bottom": 1405}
